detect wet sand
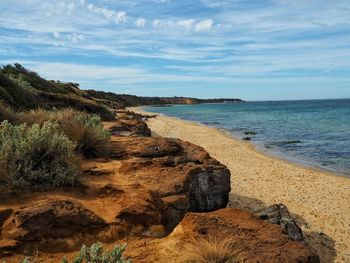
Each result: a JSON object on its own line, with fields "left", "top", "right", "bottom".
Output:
{"left": 132, "top": 107, "right": 350, "bottom": 263}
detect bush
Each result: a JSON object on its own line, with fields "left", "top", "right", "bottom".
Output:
{"left": 182, "top": 237, "right": 244, "bottom": 263}
{"left": 69, "top": 242, "right": 131, "bottom": 263}
{"left": 19, "top": 108, "right": 111, "bottom": 158}
{"left": 0, "top": 121, "right": 78, "bottom": 189}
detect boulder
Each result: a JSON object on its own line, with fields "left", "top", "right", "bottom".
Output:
{"left": 254, "top": 203, "right": 305, "bottom": 242}
{"left": 188, "top": 165, "right": 231, "bottom": 212}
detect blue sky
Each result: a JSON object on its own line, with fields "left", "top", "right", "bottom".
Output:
{"left": 0, "top": 0, "right": 350, "bottom": 100}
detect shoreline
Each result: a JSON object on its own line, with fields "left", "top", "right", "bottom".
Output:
{"left": 130, "top": 106, "right": 350, "bottom": 263}
{"left": 140, "top": 107, "right": 349, "bottom": 178}
{"left": 144, "top": 106, "right": 350, "bottom": 178}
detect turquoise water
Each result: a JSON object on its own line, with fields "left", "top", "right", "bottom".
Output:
{"left": 143, "top": 99, "right": 350, "bottom": 175}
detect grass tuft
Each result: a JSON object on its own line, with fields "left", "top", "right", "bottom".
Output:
{"left": 182, "top": 236, "right": 245, "bottom": 263}
{"left": 0, "top": 103, "right": 19, "bottom": 124}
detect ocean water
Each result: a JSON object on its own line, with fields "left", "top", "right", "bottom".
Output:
{"left": 143, "top": 99, "right": 350, "bottom": 176}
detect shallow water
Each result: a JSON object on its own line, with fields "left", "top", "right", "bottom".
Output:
{"left": 143, "top": 99, "right": 350, "bottom": 175}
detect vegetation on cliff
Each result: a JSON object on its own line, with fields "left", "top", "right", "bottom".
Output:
{"left": 0, "top": 104, "right": 111, "bottom": 190}
{"left": 0, "top": 121, "right": 78, "bottom": 189}
{"left": 0, "top": 64, "right": 243, "bottom": 116}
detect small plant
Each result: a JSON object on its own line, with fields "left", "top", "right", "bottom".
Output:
{"left": 71, "top": 242, "right": 131, "bottom": 263}
{"left": 0, "top": 121, "right": 78, "bottom": 189}
{"left": 182, "top": 236, "right": 245, "bottom": 263}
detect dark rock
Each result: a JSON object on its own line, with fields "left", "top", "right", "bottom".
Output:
{"left": 243, "top": 137, "right": 251, "bottom": 141}
{"left": 0, "top": 209, "right": 13, "bottom": 229}
{"left": 188, "top": 166, "right": 231, "bottom": 212}
{"left": 278, "top": 140, "right": 302, "bottom": 145}
{"left": 244, "top": 131, "right": 257, "bottom": 135}
{"left": 254, "top": 203, "right": 304, "bottom": 242}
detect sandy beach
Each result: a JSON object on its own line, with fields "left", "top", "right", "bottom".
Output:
{"left": 132, "top": 107, "right": 350, "bottom": 263}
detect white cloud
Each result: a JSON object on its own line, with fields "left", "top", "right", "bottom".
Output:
{"left": 86, "top": 3, "right": 127, "bottom": 24}
{"left": 194, "top": 19, "right": 213, "bottom": 32}
{"left": 68, "top": 33, "right": 85, "bottom": 42}
{"left": 115, "top": 11, "right": 127, "bottom": 23}
{"left": 135, "top": 17, "right": 146, "bottom": 27}
{"left": 153, "top": 18, "right": 213, "bottom": 32}
{"left": 53, "top": 31, "right": 60, "bottom": 38}
{"left": 177, "top": 19, "right": 195, "bottom": 30}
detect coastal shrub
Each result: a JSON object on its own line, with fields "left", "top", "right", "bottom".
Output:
{"left": 69, "top": 242, "right": 131, "bottom": 263}
{"left": 19, "top": 108, "right": 111, "bottom": 158}
{"left": 182, "top": 237, "right": 244, "bottom": 263}
{"left": 0, "top": 121, "right": 78, "bottom": 189}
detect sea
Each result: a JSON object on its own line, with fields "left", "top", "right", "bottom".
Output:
{"left": 143, "top": 99, "right": 350, "bottom": 176}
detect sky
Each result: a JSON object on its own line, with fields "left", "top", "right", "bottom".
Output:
{"left": 0, "top": 0, "right": 350, "bottom": 101}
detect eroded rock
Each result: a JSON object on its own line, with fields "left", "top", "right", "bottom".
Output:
{"left": 188, "top": 165, "right": 231, "bottom": 212}
{"left": 3, "top": 200, "right": 107, "bottom": 242}
{"left": 254, "top": 203, "right": 304, "bottom": 242}
{"left": 171, "top": 208, "right": 318, "bottom": 263}
{"left": 109, "top": 119, "right": 151, "bottom": 137}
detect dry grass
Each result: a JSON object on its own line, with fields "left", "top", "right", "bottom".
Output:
{"left": 181, "top": 236, "right": 245, "bottom": 263}
{"left": 59, "top": 118, "right": 110, "bottom": 158}
{"left": 0, "top": 103, "right": 18, "bottom": 123}
{"left": 19, "top": 108, "right": 52, "bottom": 126}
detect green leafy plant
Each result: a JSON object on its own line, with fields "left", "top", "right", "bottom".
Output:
{"left": 19, "top": 108, "right": 111, "bottom": 158}
{"left": 72, "top": 242, "right": 131, "bottom": 263}
{"left": 0, "top": 121, "right": 78, "bottom": 189}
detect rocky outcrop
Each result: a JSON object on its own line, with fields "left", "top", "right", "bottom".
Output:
{"left": 0, "top": 111, "right": 319, "bottom": 262}
{"left": 2, "top": 200, "right": 107, "bottom": 243}
{"left": 176, "top": 208, "right": 319, "bottom": 263}
{"left": 254, "top": 203, "right": 305, "bottom": 242}
{"left": 127, "top": 208, "right": 319, "bottom": 263}
{"left": 108, "top": 135, "right": 230, "bottom": 231}
{"left": 109, "top": 118, "right": 151, "bottom": 137}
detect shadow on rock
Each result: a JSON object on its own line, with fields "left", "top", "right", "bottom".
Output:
{"left": 228, "top": 193, "right": 336, "bottom": 263}
{"left": 304, "top": 231, "right": 336, "bottom": 263}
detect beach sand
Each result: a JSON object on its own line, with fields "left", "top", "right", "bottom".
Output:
{"left": 132, "top": 107, "right": 350, "bottom": 263}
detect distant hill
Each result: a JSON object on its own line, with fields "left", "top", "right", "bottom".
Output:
{"left": 86, "top": 89, "right": 243, "bottom": 108}
{"left": 0, "top": 63, "right": 243, "bottom": 119}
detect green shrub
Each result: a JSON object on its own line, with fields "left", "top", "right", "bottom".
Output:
{"left": 71, "top": 242, "right": 131, "bottom": 263}
{"left": 0, "top": 121, "right": 78, "bottom": 189}
{"left": 18, "top": 108, "right": 111, "bottom": 158}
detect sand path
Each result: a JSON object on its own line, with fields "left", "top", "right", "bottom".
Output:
{"left": 133, "top": 108, "right": 350, "bottom": 263}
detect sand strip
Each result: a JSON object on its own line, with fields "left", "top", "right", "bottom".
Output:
{"left": 131, "top": 107, "right": 350, "bottom": 263}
